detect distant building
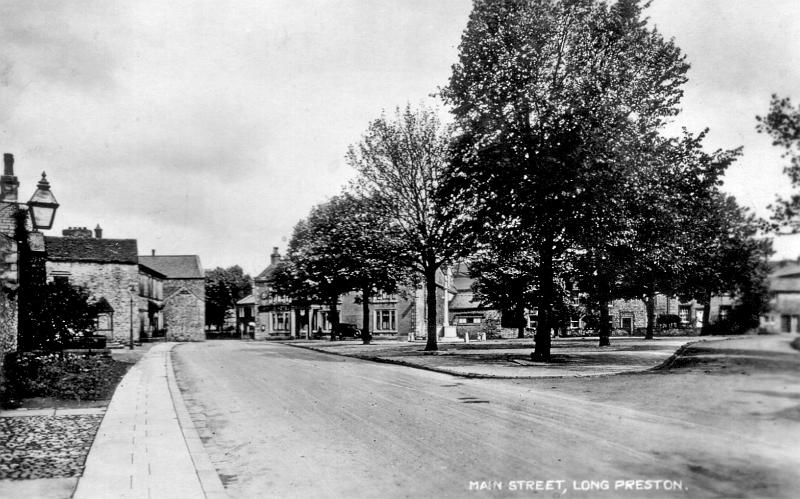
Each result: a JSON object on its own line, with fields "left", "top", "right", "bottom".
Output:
{"left": 139, "top": 253, "right": 205, "bottom": 341}
{"left": 760, "top": 261, "right": 800, "bottom": 333}
{"left": 235, "top": 294, "right": 255, "bottom": 337}
{"left": 250, "top": 246, "right": 470, "bottom": 341}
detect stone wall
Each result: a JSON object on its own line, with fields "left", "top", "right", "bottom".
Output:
{"left": 164, "top": 288, "right": 205, "bottom": 341}
{"left": 45, "top": 261, "right": 139, "bottom": 343}
{"left": 0, "top": 202, "right": 19, "bottom": 373}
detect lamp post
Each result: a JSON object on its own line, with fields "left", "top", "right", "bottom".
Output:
{"left": 129, "top": 283, "right": 138, "bottom": 350}
{"left": 10, "top": 165, "right": 59, "bottom": 351}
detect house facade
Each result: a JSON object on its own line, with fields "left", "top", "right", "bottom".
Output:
{"left": 138, "top": 253, "right": 205, "bottom": 341}
{"left": 137, "top": 263, "right": 165, "bottom": 340}
{"left": 45, "top": 227, "right": 140, "bottom": 345}
{"left": 251, "top": 247, "right": 456, "bottom": 341}
{"left": 759, "top": 261, "right": 800, "bottom": 333}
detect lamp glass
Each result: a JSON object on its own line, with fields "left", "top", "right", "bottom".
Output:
{"left": 29, "top": 204, "right": 56, "bottom": 230}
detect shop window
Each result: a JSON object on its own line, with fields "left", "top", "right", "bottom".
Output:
{"left": 678, "top": 305, "right": 691, "bottom": 325}
{"left": 272, "top": 311, "right": 290, "bottom": 331}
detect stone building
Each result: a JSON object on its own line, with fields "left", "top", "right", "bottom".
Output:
{"left": 252, "top": 247, "right": 293, "bottom": 340}
{"left": 760, "top": 261, "right": 800, "bottom": 333}
{"left": 138, "top": 253, "right": 205, "bottom": 341}
{"left": 250, "top": 246, "right": 453, "bottom": 341}
{"left": 45, "top": 227, "right": 140, "bottom": 345}
{"left": 0, "top": 153, "right": 23, "bottom": 368}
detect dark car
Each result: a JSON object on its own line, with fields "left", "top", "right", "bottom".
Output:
{"left": 331, "top": 323, "right": 361, "bottom": 340}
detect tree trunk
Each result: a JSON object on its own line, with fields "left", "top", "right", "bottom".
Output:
{"left": 598, "top": 277, "right": 611, "bottom": 347}
{"left": 329, "top": 294, "right": 340, "bottom": 341}
{"left": 701, "top": 293, "right": 712, "bottom": 335}
{"left": 516, "top": 299, "right": 526, "bottom": 339}
{"left": 645, "top": 292, "right": 655, "bottom": 340}
{"left": 532, "top": 241, "right": 553, "bottom": 361}
{"left": 424, "top": 266, "right": 439, "bottom": 352}
{"left": 361, "top": 286, "right": 371, "bottom": 345}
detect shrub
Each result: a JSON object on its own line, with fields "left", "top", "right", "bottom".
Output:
{"left": 2, "top": 351, "right": 129, "bottom": 406}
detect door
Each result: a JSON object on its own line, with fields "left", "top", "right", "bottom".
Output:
{"left": 695, "top": 309, "right": 704, "bottom": 328}
{"left": 621, "top": 317, "right": 633, "bottom": 334}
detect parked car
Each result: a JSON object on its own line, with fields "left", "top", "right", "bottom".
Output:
{"left": 332, "top": 323, "right": 361, "bottom": 340}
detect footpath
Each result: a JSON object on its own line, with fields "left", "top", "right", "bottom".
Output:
{"left": 284, "top": 335, "right": 704, "bottom": 378}
{"left": 72, "top": 342, "right": 226, "bottom": 499}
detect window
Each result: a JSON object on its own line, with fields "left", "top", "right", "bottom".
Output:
{"left": 272, "top": 311, "right": 290, "bottom": 331}
{"left": 718, "top": 305, "right": 731, "bottom": 321}
{"left": 375, "top": 309, "right": 396, "bottom": 331}
{"left": 312, "top": 310, "right": 331, "bottom": 331}
{"left": 456, "top": 316, "right": 482, "bottom": 325}
{"left": 95, "top": 313, "right": 112, "bottom": 332}
{"left": 570, "top": 317, "right": 580, "bottom": 329}
{"left": 678, "top": 305, "right": 691, "bottom": 325}
{"left": 54, "top": 275, "right": 70, "bottom": 285}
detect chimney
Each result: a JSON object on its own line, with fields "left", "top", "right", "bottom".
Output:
{"left": 151, "top": 249, "right": 155, "bottom": 256}
{"left": 270, "top": 246, "right": 281, "bottom": 265}
{"left": 94, "top": 224, "right": 103, "bottom": 239}
{"left": 62, "top": 226, "right": 93, "bottom": 238}
{"left": 1, "top": 153, "right": 19, "bottom": 203}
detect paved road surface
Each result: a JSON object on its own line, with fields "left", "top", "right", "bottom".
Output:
{"left": 173, "top": 341, "right": 799, "bottom": 499}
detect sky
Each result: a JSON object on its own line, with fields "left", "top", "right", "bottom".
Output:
{"left": 1, "top": 0, "right": 799, "bottom": 276}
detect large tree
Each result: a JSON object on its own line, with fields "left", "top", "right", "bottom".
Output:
{"left": 676, "top": 193, "right": 773, "bottom": 334}
{"left": 332, "top": 194, "right": 409, "bottom": 344}
{"left": 613, "top": 131, "right": 738, "bottom": 338}
{"left": 347, "top": 105, "right": 473, "bottom": 351}
{"left": 205, "top": 266, "right": 252, "bottom": 332}
{"left": 757, "top": 94, "right": 800, "bottom": 230}
{"left": 268, "top": 215, "right": 352, "bottom": 332}
{"left": 269, "top": 195, "right": 407, "bottom": 343}
{"left": 469, "top": 233, "right": 539, "bottom": 339}
{"left": 442, "top": 0, "right": 689, "bottom": 359}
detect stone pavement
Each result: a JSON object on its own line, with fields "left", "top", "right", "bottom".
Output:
{"left": 285, "top": 336, "right": 707, "bottom": 378}
{"left": 0, "top": 407, "right": 106, "bottom": 499}
{"left": 73, "top": 342, "right": 227, "bottom": 499}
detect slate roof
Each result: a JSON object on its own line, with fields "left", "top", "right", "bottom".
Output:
{"left": 449, "top": 292, "right": 485, "bottom": 311}
{"left": 45, "top": 236, "right": 138, "bottom": 264}
{"left": 138, "top": 255, "right": 204, "bottom": 279}
{"left": 254, "top": 263, "right": 279, "bottom": 282}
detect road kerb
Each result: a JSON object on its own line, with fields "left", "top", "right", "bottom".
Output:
{"left": 278, "top": 341, "right": 690, "bottom": 379}
{"left": 165, "top": 344, "right": 229, "bottom": 499}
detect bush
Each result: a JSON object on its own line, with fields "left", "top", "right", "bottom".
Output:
{"left": 2, "top": 351, "right": 129, "bottom": 406}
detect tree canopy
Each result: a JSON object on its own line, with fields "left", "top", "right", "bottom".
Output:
{"left": 442, "top": 0, "right": 690, "bottom": 358}
{"left": 268, "top": 194, "right": 408, "bottom": 341}
{"left": 757, "top": 94, "right": 800, "bottom": 231}
{"left": 205, "top": 266, "right": 252, "bottom": 331}
{"left": 347, "top": 105, "right": 474, "bottom": 350}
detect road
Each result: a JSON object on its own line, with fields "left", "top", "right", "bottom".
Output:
{"left": 172, "top": 341, "right": 800, "bottom": 499}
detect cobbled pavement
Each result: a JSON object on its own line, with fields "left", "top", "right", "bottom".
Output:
{"left": 0, "top": 414, "right": 102, "bottom": 480}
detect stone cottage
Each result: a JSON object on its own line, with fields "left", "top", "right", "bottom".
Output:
{"left": 45, "top": 227, "right": 140, "bottom": 345}
{"left": 138, "top": 253, "right": 205, "bottom": 341}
